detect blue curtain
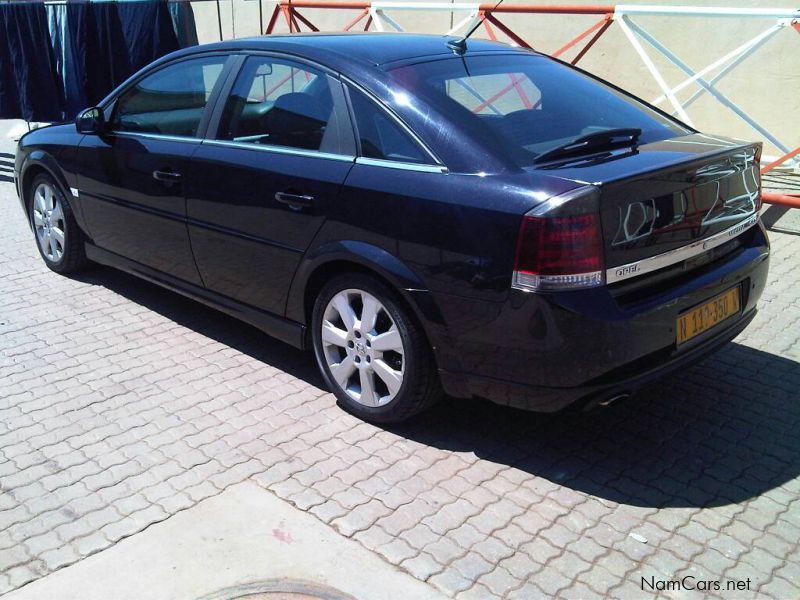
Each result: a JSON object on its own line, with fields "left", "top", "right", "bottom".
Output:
{"left": 47, "top": 4, "right": 80, "bottom": 118}
{"left": 118, "top": 0, "right": 182, "bottom": 76}
{"left": 0, "top": 1, "right": 64, "bottom": 121}
{"left": 2, "top": 0, "right": 196, "bottom": 122}
{"left": 169, "top": 1, "right": 199, "bottom": 48}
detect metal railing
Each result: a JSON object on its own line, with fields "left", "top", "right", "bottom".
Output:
{"left": 260, "top": 1, "right": 800, "bottom": 208}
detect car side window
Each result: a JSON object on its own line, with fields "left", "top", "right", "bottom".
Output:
{"left": 217, "top": 56, "right": 344, "bottom": 154}
{"left": 346, "top": 86, "right": 430, "bottom": 165}
{"left": 112, "top": 56, "right": 226, "bottom": 137}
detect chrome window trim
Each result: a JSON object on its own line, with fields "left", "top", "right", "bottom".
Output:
{"left": 606, "top": 213, "right": 760, "bottom": 284}
{"left": 355, "top": 157, "right": 447, "bottom": 173}
{"left": 111, "top": 131, "right": 202, "bottom": 145}
{"left": 203, "top": 139, "right": 356, "bottom": 163}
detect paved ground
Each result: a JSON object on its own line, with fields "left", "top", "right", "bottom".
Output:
{"left": 1, "top": 136, "right": 800, "bottom": 599}
{"left": 6, "top": 481, "right": 441, "bottom": 600}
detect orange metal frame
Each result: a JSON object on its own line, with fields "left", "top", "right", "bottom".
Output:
{"left": 762, "top": 147, "right": 800, "bottom": 209}
{"left": 264, "top": 1, "right": 799, "bottom": 207}
{"left": 760, "top": 18, "right": 800, "bottom": 208}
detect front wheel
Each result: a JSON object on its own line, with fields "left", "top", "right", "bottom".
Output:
{"left": 28, "top": 174, "right": 87, "bottom": 273}
{"left": 311, "top": 273, "right": 441, "bottom": 423}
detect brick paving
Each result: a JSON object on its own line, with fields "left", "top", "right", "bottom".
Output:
{"left": 2, "top": 143, "right": 800, "bottom": 598}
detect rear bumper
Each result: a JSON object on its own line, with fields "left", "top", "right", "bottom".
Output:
{"left": 435, "top": 223, "right": 770, "bottom": 412}
{"left": 440, "top": 307, "right": 755, "bottom": 412}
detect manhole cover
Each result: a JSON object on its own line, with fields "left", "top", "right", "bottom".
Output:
{"left": 232, "top": 594, "right": 328, "bottom": 600}
{"left": 199, "top": 580, "right": 355, "bottom": 600}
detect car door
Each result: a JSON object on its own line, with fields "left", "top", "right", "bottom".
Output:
{"left": 75, "top": 54, "right": 230, "bottom": 285}
{"left": 185, "top": 54, "right": 355, "bottom": 315}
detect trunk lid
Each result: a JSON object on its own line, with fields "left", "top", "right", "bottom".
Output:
{"left": 531, "top": 134, "right": 761, "bottom": 283}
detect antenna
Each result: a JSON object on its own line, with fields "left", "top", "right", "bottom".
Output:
{"left": 446, "top": 0, "right": 506, "bottom": 54}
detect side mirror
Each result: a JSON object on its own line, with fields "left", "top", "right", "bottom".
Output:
{"left": 76, "top": 107, "right": 106, "bottom": 134}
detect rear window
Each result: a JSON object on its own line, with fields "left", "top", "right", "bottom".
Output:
{"left": 389, "top": 54, "right": 689, "bottom": 167}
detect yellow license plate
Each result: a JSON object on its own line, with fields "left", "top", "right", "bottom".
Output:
{"left": 677, "top": 287, "right": 741, "bottom": 345}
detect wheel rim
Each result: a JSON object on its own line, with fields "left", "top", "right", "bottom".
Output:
{"left": 321, "top": 288, "right": 405, "bottom": 407}
{"left": 32, "top": 182, "right": 65, "bottom": 262}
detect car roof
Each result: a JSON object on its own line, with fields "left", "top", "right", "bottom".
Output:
{"left": 113, "top": 33, "right": 545, "bottom": 174}
{"left": 179, "top": 32, "right": 527, "bottom": 68}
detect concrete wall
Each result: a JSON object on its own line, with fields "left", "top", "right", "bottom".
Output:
{"left": 192, "top": 0, "right": 798, "bottom": 158}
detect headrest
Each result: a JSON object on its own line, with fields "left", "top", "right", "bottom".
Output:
{"left": 265, "top": 92, "right": 326, "bottom": 135}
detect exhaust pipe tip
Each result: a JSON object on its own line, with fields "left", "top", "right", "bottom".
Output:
{"left": 578, "top": 390, "right": 635, "bottom": 412}
{"left": 597, "top": 392, "right": 631, "bottom": 407}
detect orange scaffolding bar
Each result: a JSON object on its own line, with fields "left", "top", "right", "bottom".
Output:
{"left": 762, "top": 193, "right": 800, "bottom": 208}
{"left": 268, "top": 1, "right": 615, "bottom": 12}
{"left": 761, "top": 146, "right": 800, "bottom": 208}
{"left": 267, "top": 1, "right": 616, "bottom": 64}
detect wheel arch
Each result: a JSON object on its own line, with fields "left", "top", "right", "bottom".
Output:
{"left": 20, "top": 153, "right": 70, "bottom": 214}
{"left": 20, "top": 152, "right": 91, "bottom": 237}
{"left": 286, "top": 241, "right": 448, "bottom": 357}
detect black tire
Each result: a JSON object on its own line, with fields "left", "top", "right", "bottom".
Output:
{"left": 312, "top": 273, "right": 442, "bottom": 424}
{"left": 28, "top": 173, "right": 87, "bottom": 274}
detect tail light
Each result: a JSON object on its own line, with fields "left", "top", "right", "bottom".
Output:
{"left": 512, "top": 185, "right": 604, "bottom": 292}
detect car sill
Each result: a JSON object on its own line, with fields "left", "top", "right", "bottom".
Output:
{"left": 84, "top": 244, "right": 306, "bottom": 349}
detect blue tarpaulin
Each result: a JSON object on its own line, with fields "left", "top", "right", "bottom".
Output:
{"left": 0, "top": 1, "right": 64, "bottom": 121}
{"left": 2, "top": 0, "right": 196, "bottom": 122}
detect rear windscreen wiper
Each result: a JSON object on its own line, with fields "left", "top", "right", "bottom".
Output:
{"left": 534, "top": 127, "right": 642, "bottom": 164}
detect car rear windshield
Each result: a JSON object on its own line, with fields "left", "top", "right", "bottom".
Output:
{"left": 388, "top": 54, "right": 689, "bottom": 167}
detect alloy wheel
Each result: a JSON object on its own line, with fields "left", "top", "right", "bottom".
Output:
{"left": 321, "top": 288, "right": 405, "bottom": 407}
{"left": 32, "top": 182, "right": 65, "bottom": 262}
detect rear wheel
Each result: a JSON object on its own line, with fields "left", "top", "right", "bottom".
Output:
{"left": 311, "top": 273, "right": 441, "bottom": 423}
{"left": 28, "top": 174, "right": 87, "bottom": 274}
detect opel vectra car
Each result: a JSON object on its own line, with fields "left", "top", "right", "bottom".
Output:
{"left": 14, "top": 33, "right": 769, "bottom": 423}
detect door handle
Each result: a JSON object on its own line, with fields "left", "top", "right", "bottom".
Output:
{"left": 152, "top": 169, "right": 182, "bottom": 183}
{"left": 275, "top": 191, "right": 314, "bottom": 210}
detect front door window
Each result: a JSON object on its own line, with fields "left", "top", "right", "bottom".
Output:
{"left": 112, "top": 56, "right": 227, "bottom": 137}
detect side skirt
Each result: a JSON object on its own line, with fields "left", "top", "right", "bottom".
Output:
{"left": 85, "top": 244, "right": 306, "bottom": 350}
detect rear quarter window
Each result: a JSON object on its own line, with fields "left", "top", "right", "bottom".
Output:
{"left": 347, "top": 86, "right": 431, "bottom": 165}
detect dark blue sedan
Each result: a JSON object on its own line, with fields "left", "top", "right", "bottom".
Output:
{"left": 14, "top": 33, "right": 770, "bottom": 422}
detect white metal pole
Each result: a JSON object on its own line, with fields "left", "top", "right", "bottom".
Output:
{"left": 624, "top": 17, "right": 791, "bottom": 154}
{"left": 615, "top": 5, "right": 800, "bottom": 19}
{"left": 369, "top": 8, "right": 386, "bottom": 31}
{"left": 617, "top": 15, "right": 694, "bottom": 124}
{"left": 675, "top": 25, "right": 783, "bottom": 113}
{"left": 446, "top": 10, "right": 480, "bottom": 36}
{"left": 373, "top": 9, "right": 405, "bottom": 32}
{"left": 652, "top": 23, "right": 784, "bottom": 105}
